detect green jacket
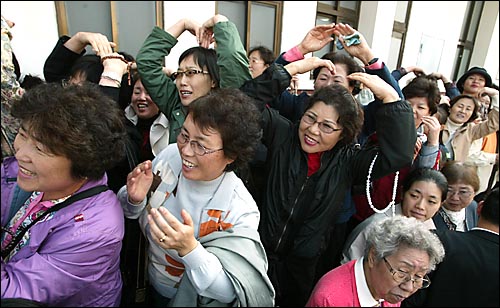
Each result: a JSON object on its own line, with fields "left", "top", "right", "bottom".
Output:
{"left": 136, "top": 21, "right": 251, "bottom": 143}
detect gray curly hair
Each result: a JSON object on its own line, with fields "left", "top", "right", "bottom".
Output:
{"left": 364, "top": 215, "right": 445, "bottom": 271}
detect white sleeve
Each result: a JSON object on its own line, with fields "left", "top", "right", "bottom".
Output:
{"left": 465, "top": 138, "right": 497, "bottom": 166}
{"left": 181, "top": 243, "right": 236, "bottom": 303}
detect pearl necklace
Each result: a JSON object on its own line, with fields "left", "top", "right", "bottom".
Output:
{"left": 365, "top": 153, "right": 398, "bottom": 216}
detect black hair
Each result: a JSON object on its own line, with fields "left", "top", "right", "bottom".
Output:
{"left": 402, "top": 75, "right": 441, "bottom": 115}
{"left": 178, "top": 47, "right": 219, "bottom": 88}
{"left": 481, "top": 187, "right": 499, "bottom": 226}
{"left": 248, "top": 45, "right": 275, "bottom": 65}
{"left": 402, "top": 168, "right": 448, "bottom": 202}
{"left": 312, "top": 51, "right": 364, "bottom": 95}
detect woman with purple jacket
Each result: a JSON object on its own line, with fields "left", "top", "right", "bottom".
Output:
{"left": 1, "top": 83, "right": 127, "bottom": 307}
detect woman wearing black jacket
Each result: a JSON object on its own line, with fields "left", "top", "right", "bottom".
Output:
{"left": 241, "top": 58, "right": 417, "bottom": 307}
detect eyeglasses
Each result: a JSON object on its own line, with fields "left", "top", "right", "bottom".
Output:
{"left": 171, "top": 69, "right": 209, "bottom": 80}
{"left": 447, "top": 188, "right": 473, "bottom": 199}
{"left": 176, "top": 128, "right": 223, "bottom": 156}
{"left": 301, "top": 113, "right": 342, "bottom": 134}
{"left": 383, "top": 257, "right": 431, "bottom": 289}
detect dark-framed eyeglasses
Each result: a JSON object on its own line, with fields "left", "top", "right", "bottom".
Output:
{"left": 383, "top": 257, "right": 431, "bottom": 289}
{"left": 175, "top": 128, "right": 223, "bottom": 156}
{"left": 301, "top": 112, "right": 342, "bottom": 134}
{"left": 171, "top": 69, "right": 209, "bottom": 80}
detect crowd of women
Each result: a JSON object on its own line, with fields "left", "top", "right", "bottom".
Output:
{"left": 1, "top": 12, "right": 498, "bottom": 307}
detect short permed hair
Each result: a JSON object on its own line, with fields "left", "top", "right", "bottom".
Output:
{"left": 402, "top": 74, "right": 441, "bottom": 115}
{"left": 11, "top": 82, "right": 127, "bottom": 180}
{"left": 186, "top": 88, "right": 262, "bottom": 171}
{"left": 248, "top": 46, "right": 275, "bottom": 65}
{"left": 305, "top": 84, "right": 364, "bottom": 146}
{"left": 440, "top": 161, "right": 480, "bottom": 192}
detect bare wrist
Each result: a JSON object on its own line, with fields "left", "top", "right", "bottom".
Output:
{"left": 297, "top": 44, "right": 309, "bottom": 56}
{"left": 128, "top": 196, "right": 143, "bottom": 205}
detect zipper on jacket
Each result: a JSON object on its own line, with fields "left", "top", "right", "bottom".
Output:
{"left": 274, "top": 178, "right": 308, "bottom": 253}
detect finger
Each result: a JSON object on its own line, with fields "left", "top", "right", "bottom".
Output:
{"left": 149, "top": 208, "right": 175, "bottom": 235}
{"left": 180, "top": 209, "right": 194, "bottom": 228}
{"left": 148, "top": 219, "right": 168, "bottom": 245}
{"left": 158, "top": 207, "right": 182, "bottom": 232}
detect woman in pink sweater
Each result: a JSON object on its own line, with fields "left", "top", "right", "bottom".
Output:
{"left": 306, "top": 216, "right": 444, "bottom": 307}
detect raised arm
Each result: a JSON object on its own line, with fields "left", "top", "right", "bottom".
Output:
{"left": 136, "top": 19, "right": 197, "bottom": 121}
{"left": 275, "top": 23, "right": 336, "bottom": 65}
{"left": 43, "top": 31, "right": 115, "bottom": 83}
{"left": 202, "top": 14, "right": 252, "bottom": 89}
{"left": 348, "top": 73, "right": 416, "bottom": 182}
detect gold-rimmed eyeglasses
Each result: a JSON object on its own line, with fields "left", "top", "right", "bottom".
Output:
{"left": 175, "top": 128, "right": 223, "bottom": 156}
{"left": 383, "top": 257, "right": 431, "bottom": 289}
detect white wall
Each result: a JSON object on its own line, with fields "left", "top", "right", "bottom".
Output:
{"left": 2, "top": 1, "right": 59, "bottom": 79}
{"left": 2, "top": 1, "right": 498, "bottom": 88}
{"left": 472, "top": 0, "right": 499, "bottom": 86}
{"left": 400, "top": 1, "right": 468, "bottom": 89}
{"left": 358, "top": 1, "right": 397, "bottom": 64}
{"left": 162, "top": 1, "right": 216, "bottom": 71}
{"left": 280, "top": 1, "right": 318, "bottom": 89}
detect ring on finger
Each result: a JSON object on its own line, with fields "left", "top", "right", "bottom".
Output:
{"left": 159, "top": 234, "right": 167, "bottom": 243}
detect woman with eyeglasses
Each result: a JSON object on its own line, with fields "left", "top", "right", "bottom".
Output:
{"left": 117, "top": 88, "right": 274, "bottom": 307}
{"left": 136, "top": 14, "right": 251, "bottom": 145}
{"left": 306, "top": 215, "right": 445, "bottom": 307}
{"left": 238, "top": 57, "right": 417, "bottom": 307}
{"left": 433, "top": 161, "right": 480, "bottom": 231}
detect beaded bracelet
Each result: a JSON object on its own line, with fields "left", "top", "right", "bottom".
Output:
{"left": 101, "top": 55, "right": 135, "bottom": 85}
{"left": 101, "top": 55, "right": 128, "bottom": 65}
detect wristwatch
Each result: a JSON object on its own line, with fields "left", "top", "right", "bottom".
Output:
{"left": 367, "top": 57, "right": 379, "bottom": 66}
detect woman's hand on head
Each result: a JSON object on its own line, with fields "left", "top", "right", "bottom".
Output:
{"left": 284, "top": 57, "right": 335, "bottom": 77}
{"left": 72, "top": 32, "right": 116, "bottom": 55}
{"left": 197, "top": 14, "right": 228, "bottom": 48}
{"left": 348, "top": 72, "right": 399, "bottom": 103}
{"left": 101, "top": 52, "right": 128, "bottom": 75}
{"left": 480, "top": 86, "right": 499, "bottom": 98}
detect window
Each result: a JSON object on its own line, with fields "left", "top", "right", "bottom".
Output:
{"left": 388, "top": 1, "right": 412, "bottom": 71}
{"left": 451, "top": 1, "right": 485, "bottom": 81}
{"left": 55, "top": 1, "right": 163, "bottom": 58}
{"left": 216, "top": 1, "right": 283, "bottom": 54}
{"left": 314, "top": 1, "right": 360, "bottom": 58}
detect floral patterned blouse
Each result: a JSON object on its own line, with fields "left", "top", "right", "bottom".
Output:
{"left": 1, "top": 16, "right": 23, "bottom": 159}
